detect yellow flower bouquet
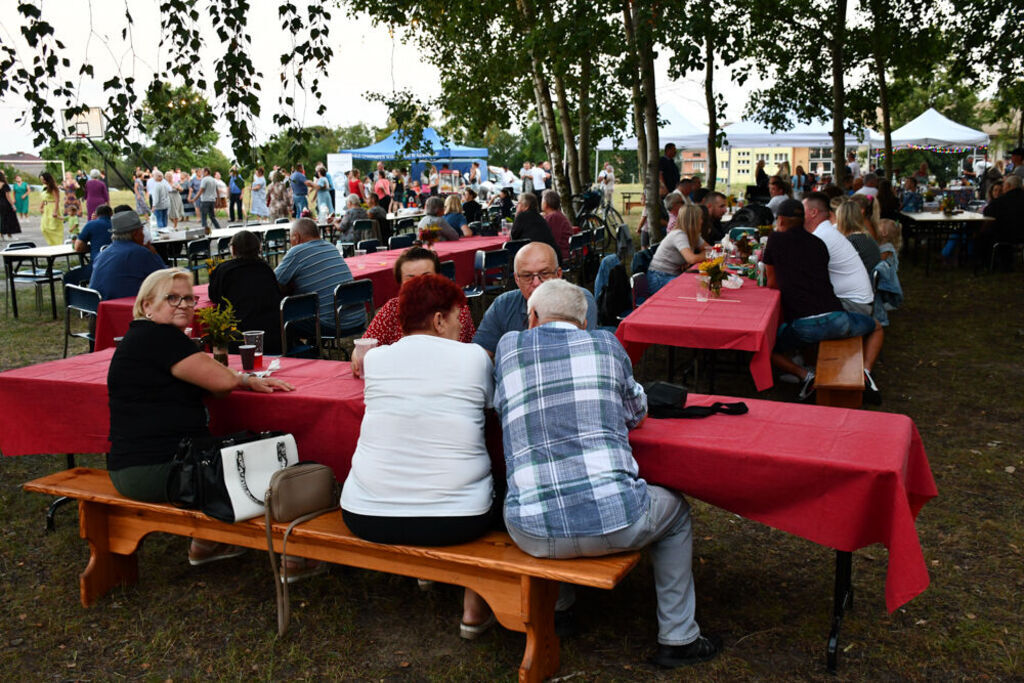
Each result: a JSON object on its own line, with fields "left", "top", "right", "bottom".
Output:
{"left": 196, "top": 298, "right": 242, "bottom": 364}
{"left": 698, "top": 255, "right": 728, "bottom": 297}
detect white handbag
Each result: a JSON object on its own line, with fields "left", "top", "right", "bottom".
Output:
{"left": 217, "top": 433, "right": 299, "bottom": 522}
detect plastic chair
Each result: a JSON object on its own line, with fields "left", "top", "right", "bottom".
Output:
{"left": 564, "top": 232, "right": 591, "bottom": 284}
{"left": 62, "top": 265, "right": 91, "bottom": 288}
{"left": 183, "top": 238, "right": 211, "bottom": 285}
{"left": 356, "top": 239, "right": 380, "bottom": 254}
{"left": 263, "top": 228, "right": 289, "bottom": 266}
{"left": 324, "top": 279, "right": 374, "bottom": 360}
{"left": 440, "top": 259, "right": 456, "bottom": 282}
{"left": 353, "top": 218, "right": 377, "bottom": 243}
{"left": 387, "top": 233, "right": 414, "bottom": 250}
{"left": 394, "top": 218, "right": 416, "bottom": 236}
{"left": 502, "top": 239, "right": 530, "bottom": 265}
{"left": 63, "top": 284, "right": 101, "bottom": 357}
{"left": 628, "top": 271, "right": 650, "bottom": 310}
{"left": 215, "top": 236, "right": 233, "bottom": 258}
{"left": 4, "top": 241, "right": 59, "bottom": 316}
{"left": 465, "top": 249, "right": 510, "bottom": 305}
{"left": 279, "top": 293, "right": 322, "bottom": 358}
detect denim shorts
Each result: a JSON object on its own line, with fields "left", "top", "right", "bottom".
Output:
{"left": 776, "top": 310, "right": 875, "bottom": 351}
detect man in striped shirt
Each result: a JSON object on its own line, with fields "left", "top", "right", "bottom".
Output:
{"left": 493, "top": 279, "right": 720, "bottom": 669}
{"left": 275, "top": 218, "right": 361, "bottom": 335}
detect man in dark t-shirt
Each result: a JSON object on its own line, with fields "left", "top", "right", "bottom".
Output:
{"left": 659, "top": 144, "right": 680, "bottom": 198}
{"left": 510, "top": 192, "right": 561, "bottom": 263}
{"left": 761, "top": 197, "right": 879, "bottom": 401}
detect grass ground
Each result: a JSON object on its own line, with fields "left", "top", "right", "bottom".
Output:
{"left": 1, "top": 203, "right": 1023, "bottom": 680}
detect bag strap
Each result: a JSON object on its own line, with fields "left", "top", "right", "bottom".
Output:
{"left": 677, "top": 401, "right": 749, "bottom": 419}
{"left": 266, "top": 498, "right": 339, "bottom": 637}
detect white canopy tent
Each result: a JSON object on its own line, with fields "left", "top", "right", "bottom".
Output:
{"left": 595, "top": 102, "right": 708, "bottom": 151}
{"left": 888, "top": 107, "right": 989, "bottom": 148}
{"left": 719, "top": 119, "right": 882, "bottom": 148}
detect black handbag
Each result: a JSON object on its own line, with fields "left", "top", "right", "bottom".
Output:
{"left": 643, "top": 381, "right": 748, "bottom": 419}
{"left": 167, "top": 431, "right": 297, "bottom": 523}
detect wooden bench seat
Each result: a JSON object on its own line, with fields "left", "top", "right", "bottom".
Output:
{"left": 25, "top": 468, "right": 641, "bottom": 682}
{"left": 815, "top": 337, "right": 864, "bottom": 408}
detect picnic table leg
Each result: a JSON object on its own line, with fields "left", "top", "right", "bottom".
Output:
{"left": 78, "top": 500, "right": 139, "bottom": 607}
{"left": 519, "top": 577, "right": 559, "bottom": 683}
{"left": 826, "top": 550, "right": 853, "bottom": 673}
{"left": 45, "top": 454, "right": 78, "bottom": 532}
{"left": 47, "top": 256, "right": 59, "bottom": 320}
{"left": 5, "top": 257, "right": 18, "bottom": 318}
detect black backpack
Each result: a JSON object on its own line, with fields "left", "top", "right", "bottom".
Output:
{"left": 597, "top": 263, "right": 632, "bottom": 327}
{"left": 729, "top": 203, "right": 774, "bottom": 228}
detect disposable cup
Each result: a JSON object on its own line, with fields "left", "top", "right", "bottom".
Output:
{"left": 243, "top": 330, "right": 265, "bottom": 369}
{"left": 354, "top": 249, "right": 367, "bottom": 257}
{"left": 239, "top": 344, "right": 256, "bottom": 371}
{"left": 351, "top": 338, "right": 379, "bottom": 371}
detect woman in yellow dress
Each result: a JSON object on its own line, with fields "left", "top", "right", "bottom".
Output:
{"left": 38, "top": 172, "right": 63, "bottom": 245}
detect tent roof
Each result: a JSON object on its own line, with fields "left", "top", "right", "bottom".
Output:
{"left": 338, "top": 127, "right": 487, "bottom": 160}
{"left": 889, "top": 108, "right": 989, "bottom": 148}
{"left": 720, "top": 119, "right": 882, "bottom": 148}
{"left": 596, "top": 102, "right": 707, "bottom": 151}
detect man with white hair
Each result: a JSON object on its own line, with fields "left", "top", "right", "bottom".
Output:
{"left": 150, "top": 170, "right": 170, "bottom": 228}
{"left": 493, "top": 278, "right": 720, "bottom": 669}
{"left": 472, "top": 242, "right": 596, "bottom": 356}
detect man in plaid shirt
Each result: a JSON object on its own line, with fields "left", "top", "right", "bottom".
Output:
{"left": 493, "top": 279, "right": 720, "bottom": 668}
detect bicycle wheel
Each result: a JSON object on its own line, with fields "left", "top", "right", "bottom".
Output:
{"left": 579, "top": 213, "right": 603, "bottom": 237}
{"left": 603, "top": 207, "right": 624, "bottom": 252}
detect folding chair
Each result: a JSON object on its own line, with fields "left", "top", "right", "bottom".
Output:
{"left": 357, "top": 239, "right": 380, "bottom": 254}
{"left": 63, "top": 284, "right": 101, "bottom": 357}
{"left": 353, "top": 218, "right": 377, "bottom": 243}
{"left": 184, "top": 238, "right": 211, "bottom": 285}
{"left": 279, "top": 293, "right": 322, "bottom": 358}
{"left": 323, "top": 279, "right": 375, "bottom": 360}
{"left": 563, "top": 232, "right": 590, "bottom": 284}
{"left": 387, "top": 233, "right": 415, "bottom": 250}
{"left": 263, "top": 228, "right": 289, "bottom": 266}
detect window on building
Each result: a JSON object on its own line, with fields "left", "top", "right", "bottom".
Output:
{"left": 756, "top": 153, "right": 769, "bottom": 162}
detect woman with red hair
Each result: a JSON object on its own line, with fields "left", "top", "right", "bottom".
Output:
{"left": 341, "top": 273, "right": 498, "bottom": 639}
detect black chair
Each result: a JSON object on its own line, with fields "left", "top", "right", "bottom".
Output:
{"left": 467, "top": 221, "right": 483, "bottom": 236}
{"left": 263, "top": 228, "right": 289, "bottom": 266}
{"left": 564, "top": 231, "right": 591, "bottom": 284}
{"left": 357, "top": 239, "right": 380, "bottom": 254}
{"left": 63, "top": 284, "right": 101, "bottom": 357}
{"left": 4, "top": 241, "right": 60, "bottom": 316}
{"left": 387, "top": 233, "right": 415, "bottom": 250}
{"left": 183, "top": 238, "right": 211, "bottom": 285}
{"left": 394, "top": 218, "right": 416, "bottom": 236}
{"left": 215, "top": 236, "right": 233, "bottom": 258}
{"left": 62, "top": 265, "right": 91, "bottom": 288}
{"left": 353, "top": 218, "right": 377, "bottom": 243}
{"left": 280, "top": 293, "right": 322, "bottom": 358}
{"left": 464, "top": 249, "right": 510, "bottom": 310}
{"left": 503, "top": 239, "right": 530, "bottom": 265}
{"left": 628, "top": 271, "right": 650, "bottom": 310}
{"left": 440, "top": 259, "right": 456, "bottom": 282}
{"left": 324, "top": 279, "right": 375, "bottom": 360}
{"left": 274, "top": 217, "right": 290, "bottom": 224}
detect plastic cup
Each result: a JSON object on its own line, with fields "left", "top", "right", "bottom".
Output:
{"left": 696, "top": 275, "right": 710, "bottom": 302}
{"left": 354, "top": 249, "right": 367, "bottom": 257}
{"left": 242, "top": 330, "right": 264, "bottom": 369}
{"left": 351, "top": 338, "right": 378, "bottom": 376}
{"left": 239, "top": 344, "right": 256, "bottom": 371}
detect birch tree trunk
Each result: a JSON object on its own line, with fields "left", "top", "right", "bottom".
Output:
{"left": 553, "top": 72, "right": 582, "bottom": 196}
{"left": 704, "top": 27, "right": 718, "bottom": 192}
{"left": 830, "top": 0, "right": 848, "bottom": 186}
{"left": 637, "top": 2, "right": 662, "bottom": 243}
{"left": 622, "top": 0, "right": 648, "bottom": 179}
{"left": 578, "top": 53, "right": 593, "bottom": 188}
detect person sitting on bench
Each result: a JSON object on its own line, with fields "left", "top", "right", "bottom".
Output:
{"left": 761, "top": 198, "right": 882, "bottom": 403}
{"left": 493, "top": 278, "right": 721, "bottom": 669}
{"left": 341, "top": 273, "right": 499, "bottom": 639}
{"left": 106, "top": 268, "right": 294, "bottom": 565}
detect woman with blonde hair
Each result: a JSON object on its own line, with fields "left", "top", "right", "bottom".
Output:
{"left": 646, "top": 202, "right": 707, "bottom": 295}
{"left": 107, "top": 268, "right": 293, "bottom": 561}
{"left": 848, "top": 193, "right": 880, "bottom": 240}
{"left": 443, "top": 192, "right": 472, "bottom": 237}
{"left": 836, "top": 199, "right": 881, "bottom": 277}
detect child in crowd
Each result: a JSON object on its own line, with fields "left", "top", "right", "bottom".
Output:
{"left": 873, "top": 219, "right": 903, "bottom": 326}
{"left": 64, "top": 203, "right": 80, "bottom": 241}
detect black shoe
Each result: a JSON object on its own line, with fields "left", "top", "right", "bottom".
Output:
{"left": 863, "top": 369, "right": 882, "bottom": 405}
{"left": 554, "top": 609, "right": 576, "bottom": 638}
{"left": 650, "top": 634, "right": 722, "bottom": 668}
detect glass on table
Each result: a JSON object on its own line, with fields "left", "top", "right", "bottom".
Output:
{"left": 354, "top": 249, "right": 367, "bottom": 257}
{"left": 239, "top": 344, "right": 257, "bottom": 371}
{"left": 696, "top": 275, "right": 710, "bottom": 302}
{"left": 242, "top": 330, "right": 265, "bottom": 369}
{"left": 350, "top": 338, "right": 379, "bottom": 378}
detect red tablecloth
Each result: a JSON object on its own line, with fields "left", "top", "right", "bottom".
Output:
{"left": 1, "top": 352, "right": 935, "bottom": 612}
{"left": 92, "top": 236, "right": 508, "bottom": 351}
{"left": 615, "top": 272, "right": 781, "bottom": 391}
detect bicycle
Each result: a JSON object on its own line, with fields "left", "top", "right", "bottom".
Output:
{"left": 571, "top": 187, "right": 626, "bottom": 254}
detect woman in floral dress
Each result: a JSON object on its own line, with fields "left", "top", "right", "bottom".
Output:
{"left": 266, "top": 171, "right": 293, "bottom": 221}
{"left": 133, "top": 170, "right": 149, "bottom": 217}
{"left": 62, "top": 172, "right": 81, "bottom": 216}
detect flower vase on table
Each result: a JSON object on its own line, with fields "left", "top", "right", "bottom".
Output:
{"left": 697, "top": 255, "right": 726, "bottom": 299}
{"left": 418, "top": 225, "right": 442, "bottom": 249}
{"left": 196, "top": 298, "right": 242, "bottom": 366}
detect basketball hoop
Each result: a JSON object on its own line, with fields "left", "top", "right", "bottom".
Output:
{"left": 61, "top": 107, "right": 105, "bottom": 140}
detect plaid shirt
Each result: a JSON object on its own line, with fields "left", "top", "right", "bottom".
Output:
{"left": 494, "top": 322, "right": 649, "bottom": 538}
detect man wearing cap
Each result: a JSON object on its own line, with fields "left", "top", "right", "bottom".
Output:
{"left": 88, "top": 210, "right": 167, "bottom": 300}
{"left": 763, "top": 196, "right": 884, "bottom": 402}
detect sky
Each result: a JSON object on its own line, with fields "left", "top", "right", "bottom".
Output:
{"left": 0, "top": 1, "right": 759, "bottom": 158}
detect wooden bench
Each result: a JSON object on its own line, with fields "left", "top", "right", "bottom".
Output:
{"left": 621, "top": 191, "right": 644, "bottom": 215}
{"left": 814, "top": 337, "right": 864, "bottom": 408}
{"left": 25, "top": 468, "right": 641, "bottom": 683}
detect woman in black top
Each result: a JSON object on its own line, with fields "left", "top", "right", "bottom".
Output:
{"left": 208, "top": 231, "right": 283, "bottom": 355}
{"left": 461, "top": 187, "right": 482, "bottom": 225}
{"left": 875, "top": 178, "right": 901, "bottom": 221}
{"left": 108, "top": 268, "right": 293, "bottom": 562}
{"left": 0, "top": 171, "right": 21, "bottom": 237}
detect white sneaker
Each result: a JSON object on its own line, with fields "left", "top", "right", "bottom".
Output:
{"left": 797, "top": 370, "right": 816, "bottom": 401}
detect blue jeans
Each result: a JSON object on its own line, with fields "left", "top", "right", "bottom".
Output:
{"left": 646, "top": 268, "right": 677, "bottom": 296}
{"left": 507, "top": 486, "right": 701, "bottom": 647}
{"left": 776, "top": 310, "right": 876, "bottom": 351}
{"left": 154, "top": 209, "right": 168, "bottom": 228}
{"left": 293, "top": 195, "right": 308, "bottom": 217}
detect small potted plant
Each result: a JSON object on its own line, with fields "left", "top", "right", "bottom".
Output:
{"left": 417, "top": 224, "right": 442, "bottom": 248}
{"left": 196, "top": 298, "right": 242, "bottom": 365}
{"left": 697, "top": 255, "right": 727, "bottom": 298}
{"left": 938, "top": 194, "right": 957, "bottom": 216}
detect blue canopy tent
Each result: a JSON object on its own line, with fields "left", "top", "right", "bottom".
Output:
{"left": 338, "top": 127, "right": 488, "bottom": 161}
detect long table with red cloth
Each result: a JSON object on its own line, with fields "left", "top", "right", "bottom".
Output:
{"left": 93, "top": 236, "right": 509, "bottom": 350}
{"left": 615, "top": 272, "right": 782, "bottom": 391}
{"left": 0, "top": 350, "right": 935, "bottom": 612}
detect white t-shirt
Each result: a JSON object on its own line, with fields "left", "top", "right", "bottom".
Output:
{"left": 531, "top": 166, "right": 548, "bottom": 190}
{"left": 649, "top": 228, "right": 704, "bottom": 275}
{"left": 599, "top": 168, "right": 615, "bottom": 191}
{"left": 848, "top": 160, "right": 861, "bottom": 178}
{"left": 812, "top": 222, "right": 874, "bottom": 304}
{"left": 854, "top": 186, "right": 878, "bottom": 198}
{"left": 767, "top": 194, "right": 788, "bottom": 216}
{"left": 340, "top": 334, "right": 495, "bottom": 517}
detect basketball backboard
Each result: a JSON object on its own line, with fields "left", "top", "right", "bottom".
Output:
{"left": 62, "top": 107, "right": 105, "bottom": 139}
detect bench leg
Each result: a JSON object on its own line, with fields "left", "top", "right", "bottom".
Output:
{"left": 78, "top": 501, "right": 138, "bottom": 607}
{"left": 519, "top": 577, "right": 559, "bottom": 683}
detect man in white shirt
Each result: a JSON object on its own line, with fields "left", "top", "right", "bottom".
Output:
{"left": 766, "top": 176, "right": 791, "bottom": 217}
{"left": 804, "top": 192, "right": 884, "bottom": 403}
{"left": 531, "top": 164, "right": 548, "bottom": 200}
{"left": 854, "top": 172, "right": 879, "bottom": 198}
{"left": 598, "top": 162, "right": 615, "bottom": 205}
{"left": 846, "top": 152, "right": 861, "bottom": 179}
{"left": 519, "top": 161, "right": 535, "bottom": 194}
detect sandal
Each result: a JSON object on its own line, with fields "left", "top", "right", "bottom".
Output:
{"left": 188, "top": 539, "right": 246, "bottom": 566}
{"left": 280, "top": 556, "right": 327, "bottom": 584}
{"left": 459, "top": 613, "right": 496, "bottom": 640}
